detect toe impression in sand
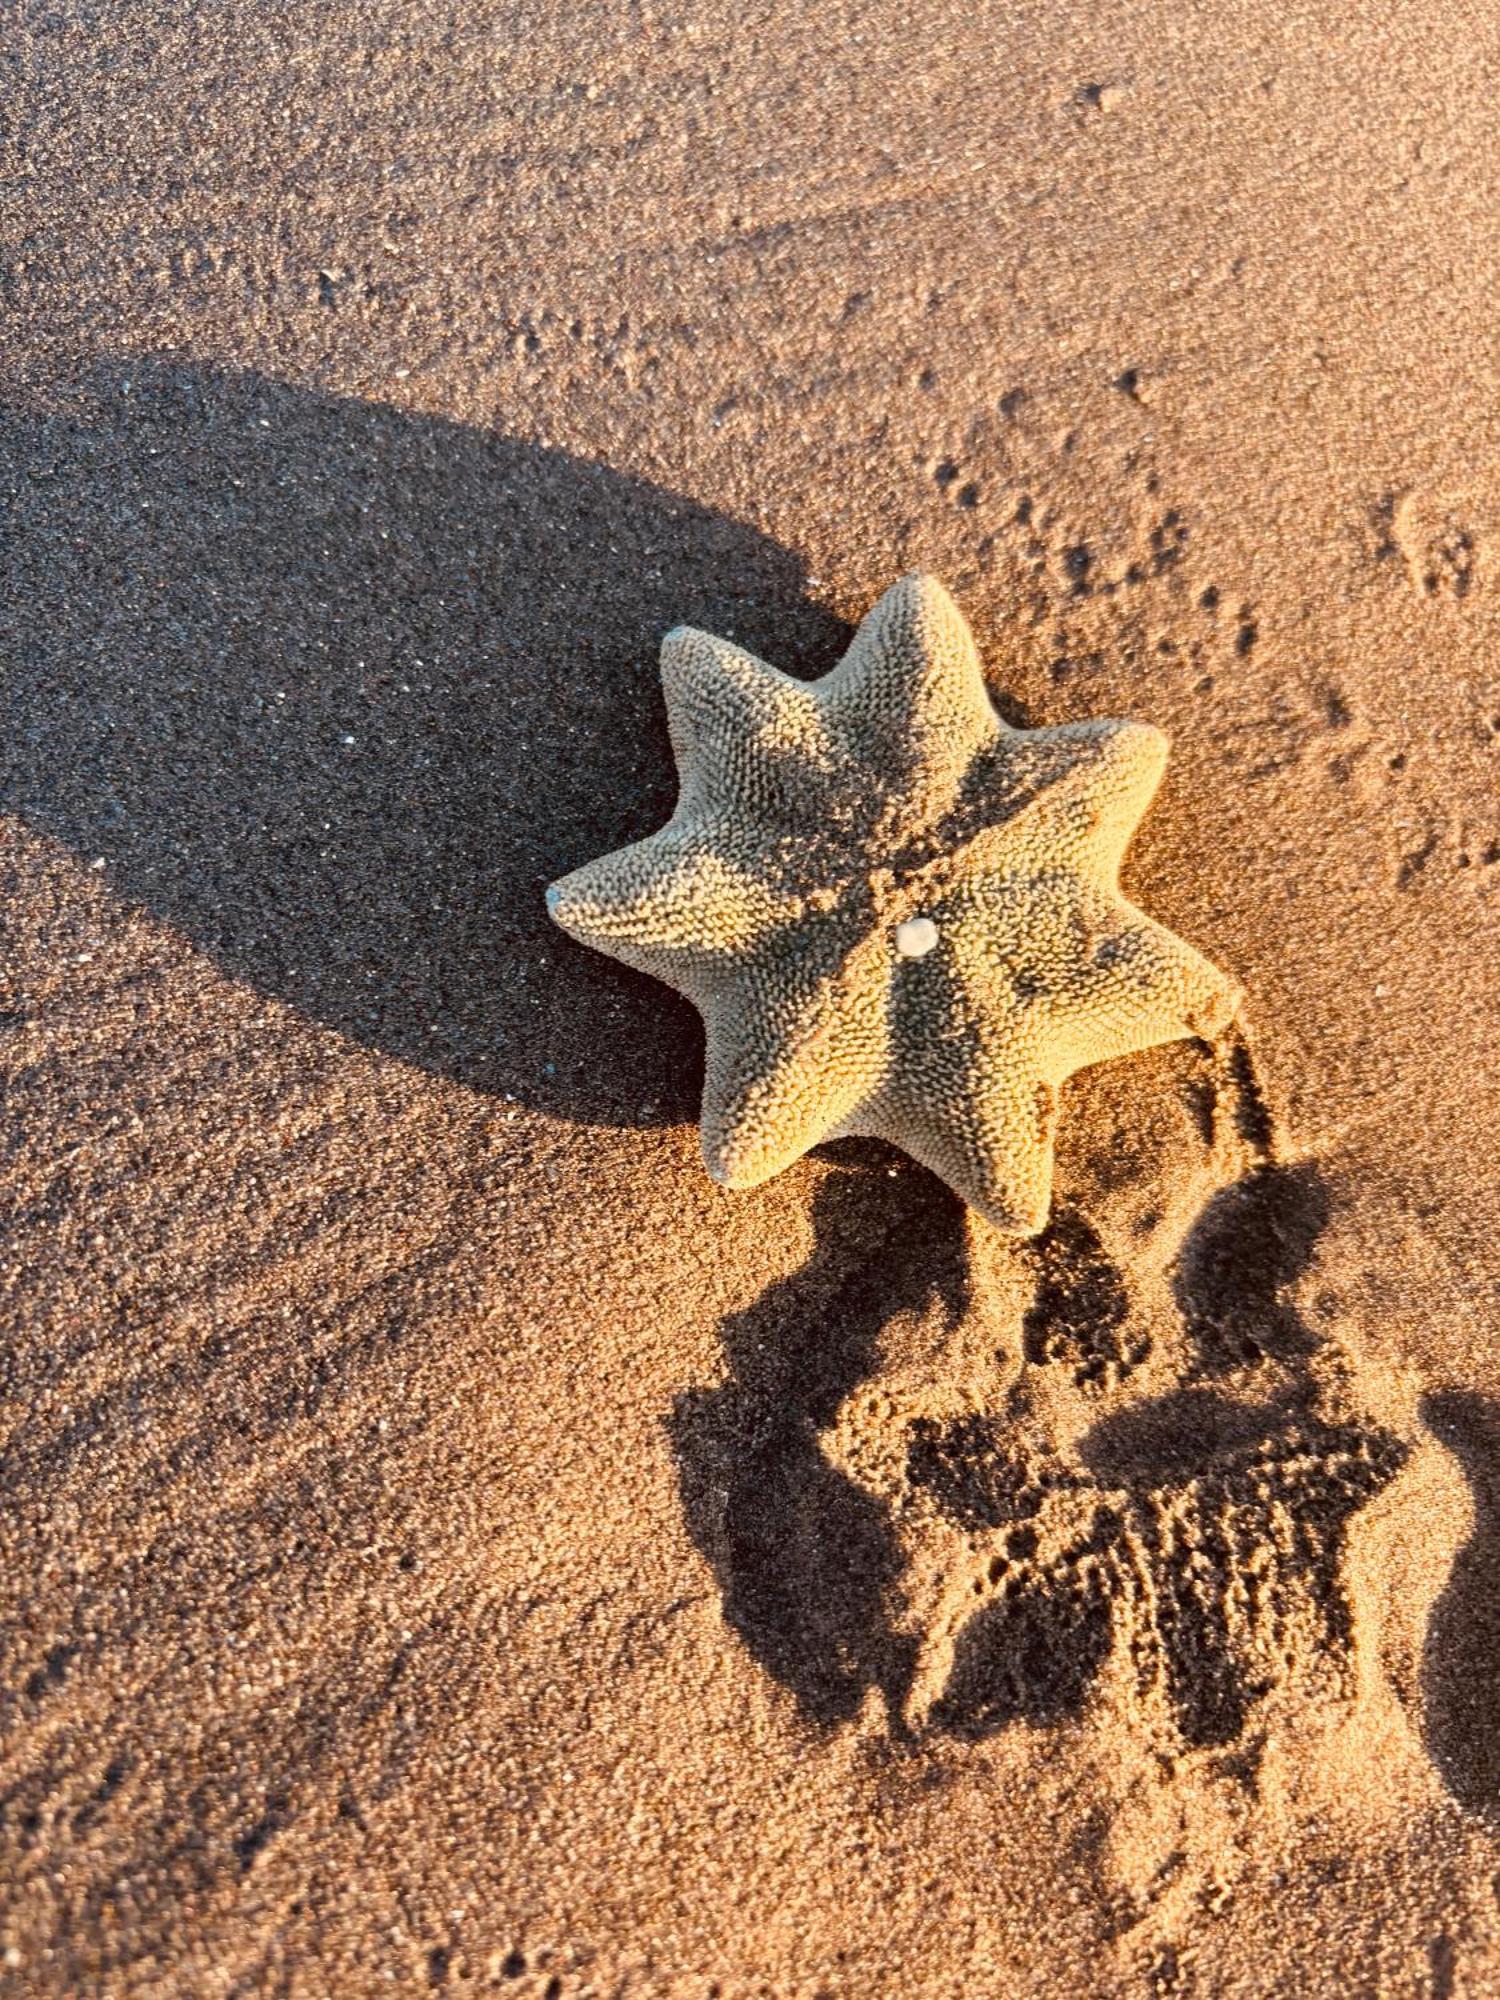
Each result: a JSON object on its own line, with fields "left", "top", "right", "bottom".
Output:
{"left": 547, "top": 573, "right": 1242, "bottom": 1233}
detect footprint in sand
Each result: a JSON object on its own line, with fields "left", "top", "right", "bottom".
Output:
{"left": 908, "top": 1387, "right": 1404, "bottom": 1748}
{"left": 672, "top": 1034, "right": 1422, "bottom": 1764}
{"left": 1389, "top": 490, "right": 1486, "bottom": 602}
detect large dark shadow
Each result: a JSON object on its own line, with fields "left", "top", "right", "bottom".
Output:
{"left": 669, "top": 1152, "right": 969, "bottom": 1728}
{"left": 1172, "top": 1161, "right": 1328, "bottom": 1373}
{"left": 1421, "top": 1391, "right": 1500, "bottom": 1817}
{"left": 0, "top": 358, "right": 848, "bottom": 1121}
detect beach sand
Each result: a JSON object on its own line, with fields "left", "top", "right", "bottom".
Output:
{"left": 3, "top": 1, "right": 1499, "bottom": 1991}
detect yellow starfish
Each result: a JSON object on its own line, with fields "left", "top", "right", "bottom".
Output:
{"left": 547, "top": 575, "right": 1241, "bottom": 1232}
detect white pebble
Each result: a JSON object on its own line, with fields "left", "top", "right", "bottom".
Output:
{"left": 894, "top": 915, "right": 939, "bottom": 958}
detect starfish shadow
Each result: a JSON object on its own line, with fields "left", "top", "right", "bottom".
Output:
{"left": 1172, "top": 1160, "right": 1327, "bottom": 1374}
{"left": 668, "top": 1150, "right": 969, "bottom": 1728}
{"left": 0, "top": 357, "right": 848, "bottom": 1124}
{"left": 1420, "top": 1391, "right": 1500, "bottom": 1817}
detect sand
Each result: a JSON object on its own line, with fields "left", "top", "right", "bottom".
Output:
{"left": 3, "top": 0, "right": 1499, "bottom": 1992}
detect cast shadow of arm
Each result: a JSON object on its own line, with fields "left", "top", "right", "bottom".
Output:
{"left": 668, "top": 1152, "right": 969, "bottom": 1730}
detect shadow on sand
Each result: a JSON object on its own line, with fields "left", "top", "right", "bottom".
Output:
{"left": 669, "top": 1152, "right": 969, "bottom": 1729}
{"left": 0, "top": 357, "right": 848, "bottom": 1123}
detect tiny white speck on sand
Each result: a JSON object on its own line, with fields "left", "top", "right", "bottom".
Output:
{"left": 894, "top": 915, "right": 939, "bottom": 958}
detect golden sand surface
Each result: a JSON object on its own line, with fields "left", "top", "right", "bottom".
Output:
{"left": 3, "top": 2, "right": 1499, "bottom": 1992}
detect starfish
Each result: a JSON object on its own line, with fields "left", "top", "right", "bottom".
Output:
{"left": 546, "top": 575, "right": 1242, "bottom": 1232}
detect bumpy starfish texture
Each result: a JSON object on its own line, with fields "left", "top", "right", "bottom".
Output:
{"left": 547, "top": 575, "right": 1242, "bottom": 1233}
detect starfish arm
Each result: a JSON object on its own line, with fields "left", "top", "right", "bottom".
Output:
{"left": 1034, "top": 901, "right": 1243, "bottom": 1076}
{"left": 857, "top": 1075, "right": 1058, "bottom": 1235}
{"left": 821, "top": 575, "right": 1002, "bottom": 809}
{"left": 870, "top": 934, "right": 1058, "bottom": 1233}
{"left": 659, "top": 624, "right": 836, "bottom": 819}
{"left": 698, "top": 914, "right": 889, "bottom": 1188}
{"left": 967, "top": 718, "right": 1169, "bottom": 890}
{"left": 951, "top": 872, "right": 1240, "bottom": 1078}
{"left": 546, "top": 821, "right": 784, "bottom": 997}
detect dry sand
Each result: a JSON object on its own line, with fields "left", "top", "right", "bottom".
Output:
{"left": 3, "top": 1, "right": 1500, "bottom": 1992}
